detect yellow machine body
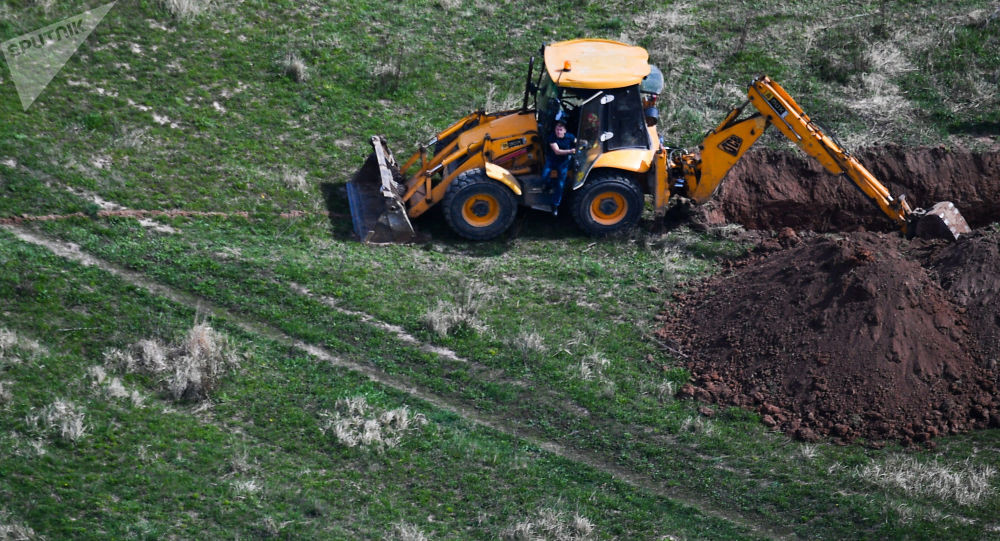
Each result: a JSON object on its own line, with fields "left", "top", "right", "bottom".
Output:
{"left": 543, "top": 39, "right": 652, "bottom": 90}
{"left": 345, "top": 40, "right": 968, "bottom": 243}
{"left": 346, "top": 39, "right": 665, "bottom": 242}
{"left": 670, "top": 75, "right": 970, "bottom": 240}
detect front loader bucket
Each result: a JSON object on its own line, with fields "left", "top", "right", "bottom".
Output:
{"left": 911, "top": 201, "right": 972, "bottom": 241}
{"left": 345, "top": 136, "right": 417, "bottom": 244}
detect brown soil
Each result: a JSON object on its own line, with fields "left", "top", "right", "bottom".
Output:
{"left": 699, "top": 146, "right": 1000, "bottom": 232}
{"left": 927, "top": 232, "right": 1000, "bottom": 365}
{"left": 661, "top": 147, "right": 1000, "bottom": 446}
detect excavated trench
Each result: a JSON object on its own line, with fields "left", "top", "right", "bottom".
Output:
{"left": 661, "top": 147, "right": 1000, "bottom": 446}
{"left": 699, "top": 146, "right": 1000, "bottom": 232}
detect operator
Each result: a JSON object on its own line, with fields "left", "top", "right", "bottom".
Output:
{"left": 541, "top": 119, "right": 576, "bottom": 215}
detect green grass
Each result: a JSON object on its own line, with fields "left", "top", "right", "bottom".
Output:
{"left": 0, "top": 231, "right": 759, "bottom": 539}
{"left": 7, "top": 204, "right": 996, "bottom": 539}
{"left": 1, "top": 0, "right": 998, "bottom": 538}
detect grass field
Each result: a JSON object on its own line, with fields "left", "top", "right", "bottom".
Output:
{"left": 2, "top": 0, "right": 998, "bottom": 538}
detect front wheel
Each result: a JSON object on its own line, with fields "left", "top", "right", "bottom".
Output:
{"left": 570, "top": 171, "right": 643, "bottom": 236}
{"left": 442, "top": 169, "right": 518, "bottom": 241}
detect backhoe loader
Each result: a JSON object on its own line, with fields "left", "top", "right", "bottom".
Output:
{"left": 345, "top": 39, "right": 969, "bottom": 243}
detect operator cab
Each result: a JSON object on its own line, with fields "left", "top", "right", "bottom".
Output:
{"left": 533, "top": 39, "right": 659, "bottom": 190}
{"left": 536, "top": 75, "right": 652, "bottom": 154}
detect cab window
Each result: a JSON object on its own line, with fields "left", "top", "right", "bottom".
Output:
{"left": 536, "top": 73, "right": 560, "bottom": 133}
{"left": 604, "top": 86, "right": 650, "bottom": 151}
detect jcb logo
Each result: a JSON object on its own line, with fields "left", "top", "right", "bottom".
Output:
{"left": 501, "top": 137, "right": 526, "bottom": 150}
{"left": 718, "top": 135, "right": 743, "bottom": 156}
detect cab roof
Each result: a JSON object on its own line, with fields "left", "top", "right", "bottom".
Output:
{"left": 544, "top": 39, "right": 651, "bottom": 90}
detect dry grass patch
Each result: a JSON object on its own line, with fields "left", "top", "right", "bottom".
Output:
{"left": 105, "top": 323, "right": 240, "bottom": 401}
{"left": 640, "top": 378, "right": 675, "bottom": 402}
{"left": 574, "top": 351, "right": 617, "bottom": 397}
{"left": 845, "top": 72, "right": 913, "bottom": 143}
{"left": 483, "top": 83, "right": 521, "bottom": 112}
{"left": 506, "top": 330, "right": 546, "bottom": 360}
{"left": 422, "top": 280, "right": 494, "bottom": 338}
{"left": 280, "top": 167, "right": 308, "bottom": 191}
{"left": 627, "top": 4, "right": 693, "bottom": 69}
{"left": 86, "top": 364, "right": 107, "bottom": 386}
{"left": 388, "top": 521, "right": 430, "bottom": 541}
{"left": 259, "top": 516, "right": 292, "bottom": 538}
{"left": 858, "top": 455, "right": 997, "bottom": 506}
{"left": 231, "top": 478, "right": 262, "bottom": 498}
{"left": 798, "top": 443, "right": 819, "bottom": 461}
{"left": 318, "top": 396, "right": 428, "bottom": 451}
{"left": 224, "top": 445, "right": 262, "bottom": 498}
{"left": 679, "top": 415, "right": 716, "bottom": 436}
{"left": 576, "top": 351, "right": 609, "bottom": 382}
{"left": 105, "top": 377, "right": 129, "bottom": 399}
{"left": 113, "top": 126, "right": 149, "bottom": 149}
{"left": 501, "top": 508, "right": 596, "bottom": 541}
{"left": 161, "top": 0, "right": 215, "bottom": 20}
{"left": 0, "top": 508, "right": 37, "bottom": 540}
{"left": 280, "top": 52, "right": 308, "bottom": 83}
{"left": 227, "top": 445, "right": 254, "bottom": 475}
{"left": 86, "top": 365, "right": 144, "bottom": 406}
{"left": 0, "top": 328, "right": 44, "bottom": 364}
{"left": 889, "top": 501, "right": 915, "bottom": 524}
{"left": 943, "top": 73, "right": 999, "bottom": 114}
{"left": 25, "top": 399, "right": 87, "bottom": 443}
{"left": 658, "top": 245, "right": 692, "bottom": 276}
{"left": 369, "top": 57, "right": 406, "bottom": 95}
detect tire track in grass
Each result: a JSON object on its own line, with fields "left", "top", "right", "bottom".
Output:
{"left": 286, "top": 282, "right": 540, "bottom": 390}
{"left": 287, "top": 282, "right": 468, "bottom": 366}
{"left": 3, "top": 224, "right": 788, "bottom": 540}
{"left": 0, "top": 209, "right": 327, "bottom": 227}
{"left": 0, "top": 164, "right": 340, "bottom": 231}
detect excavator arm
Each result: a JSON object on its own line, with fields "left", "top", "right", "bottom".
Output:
{"left": 672, "top": 75, "right": 970, "bottom": 240}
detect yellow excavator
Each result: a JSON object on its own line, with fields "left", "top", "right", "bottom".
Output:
{"left": 346, "top": 39, "right": 969, "bottom": 243}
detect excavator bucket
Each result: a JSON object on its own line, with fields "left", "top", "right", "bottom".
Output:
{"left": 345, "top": 136, "right": 417, "bottom": 244}
{"left": 912, "top": 201, "right": 972, "bottom": 241}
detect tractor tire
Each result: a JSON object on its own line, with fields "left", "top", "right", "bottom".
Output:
{"left": 570, "top": 171, "right": 643, "bottom": 237}
{"left": 442, "top": 169, "right": 518, "bottom": 241}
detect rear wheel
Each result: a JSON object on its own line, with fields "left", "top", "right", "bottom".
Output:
{"left": 570, "top": 171, "right": 643, "bottom": 236}
{"left": 443, "top": 169, "right": 518, "bottom": 240}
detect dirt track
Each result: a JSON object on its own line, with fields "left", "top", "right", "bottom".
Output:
{"left": 3, "top": 224, "right": 783, "bottom": 538}
{"left": 662, "top": 147, "right": 1000, "bottom": 446}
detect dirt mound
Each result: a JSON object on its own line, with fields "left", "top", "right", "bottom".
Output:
{"left": 927, "top": 229, "right": 1000, "bottom": 365}
{"left": 659, "top": 231, "right": 1000, "bottom": 445}
{"left": 700, "top": 146, "right": 1000, "bottom": 232}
